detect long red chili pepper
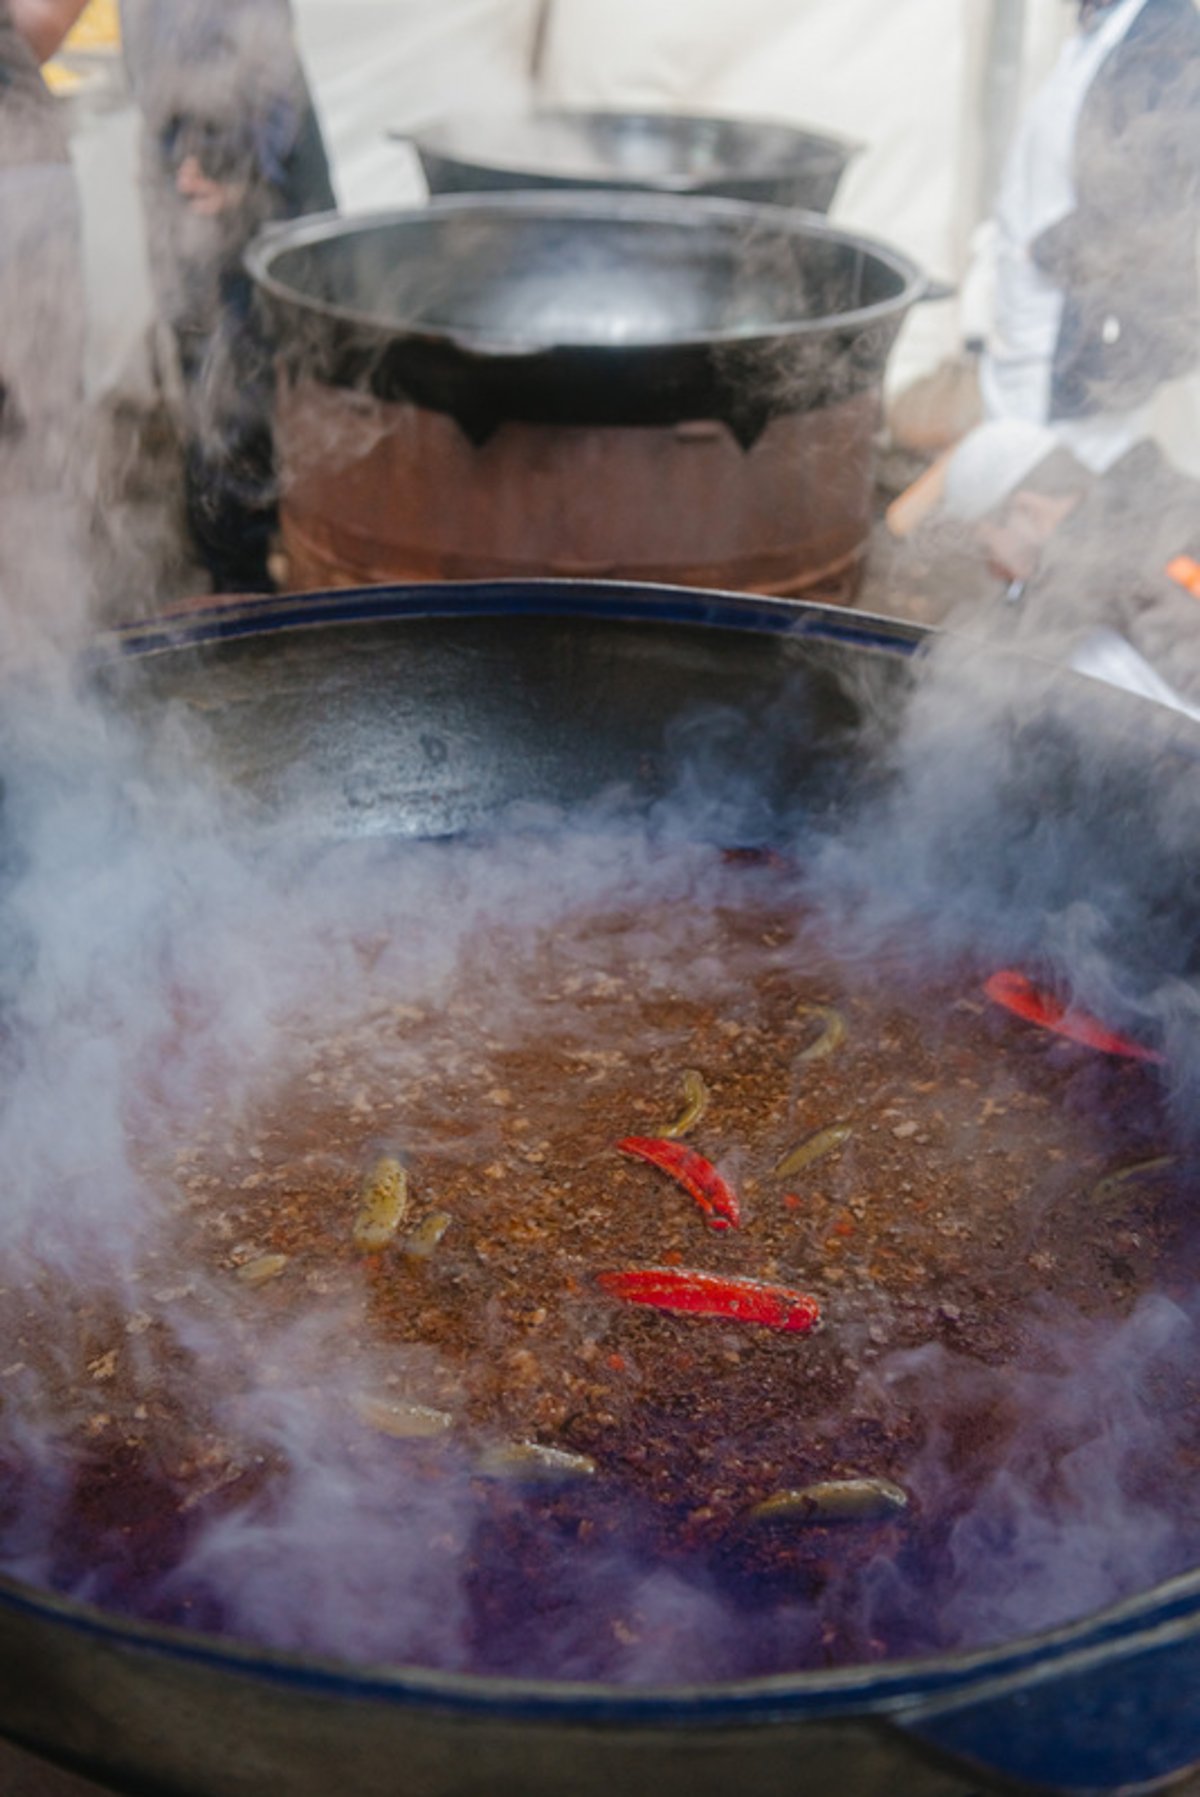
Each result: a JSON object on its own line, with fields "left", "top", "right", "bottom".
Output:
{"left": 617, "top": 1136, "right": 741, "bottom": 1230}
{"left": 984, "top": 970, "right": 1164, "bottom": 1064}
{"left": 596, "top": 1267, "right": 820, "bottom": 1333}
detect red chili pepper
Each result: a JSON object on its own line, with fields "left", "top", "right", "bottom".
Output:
{"left": 617, "top": 1136, "right": 741, "bottom": 1231}
{"left": 596, "top": 1267, "right": 820, "bottom": 1333}
{"left": 983, "top": 970, "right": 1164, "bottom": 1064}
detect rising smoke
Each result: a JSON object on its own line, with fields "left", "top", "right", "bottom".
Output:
{"left": 1, "top": 0, "right": 1200, "bottom": 1718}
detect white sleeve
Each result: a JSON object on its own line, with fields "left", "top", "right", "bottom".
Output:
{"left": 958, "top": 218, "right": 999, "bottom": 347}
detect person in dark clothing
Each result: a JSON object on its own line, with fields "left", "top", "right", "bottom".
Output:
{"left": 978, "top": 0, "right": 1200, "bottom": 472}
{"left": 1037, "top": 0, "right": 1200, "bottom": 424}
{"left": 119, "top": 0, "right": 336, "bottom": 592}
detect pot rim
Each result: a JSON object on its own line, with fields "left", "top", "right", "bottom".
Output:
{"left": 244, "top": 189, "right": 927, "bottom": 362}
{"left": 399, "top": 106, "right": 863, "bottom": 193}
{"left": 5, "top": 1551, "right": 1200, "bottom": 1723}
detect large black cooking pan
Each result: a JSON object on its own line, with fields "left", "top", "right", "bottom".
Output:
{"left": 401, "top": 109, "right": 859, "bottom": 214}
{"left": 246, "top": 191, "right": 926, "bottom": 445}
{"left": 4, "top": 581, "right": 1200, "bottom": 1797}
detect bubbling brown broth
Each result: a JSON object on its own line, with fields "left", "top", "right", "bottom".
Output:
{"left": 0, "top": 838, "right": 1198, "bottom": 1680}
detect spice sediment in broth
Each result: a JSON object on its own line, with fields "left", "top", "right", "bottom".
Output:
{"left": 0, "top": 834, "right": 1196, "bottom": 1681}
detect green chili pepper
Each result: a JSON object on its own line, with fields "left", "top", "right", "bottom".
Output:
{"left": 236, "top": 1252, "right": 289, "bottom": 1287}
{"left": 750, "top": 1477, "right": 909, "bottom": 1524}
{"left": 405, "top": 1210, "right": 453, "bottom": 1258}
{"left": 659, "top": 1068, "right": 710, "bottom": 1140}
{"left": 775, "top": 1122, "right": 853, "bottom": 1179}
{"left": 353, "top": 1395, "right": 453, "bottom": 1440}
{"left": 476, "top": 1441, "right": 597, "bottom": 1483}
{"left": 796, "top": 1003, "right": 846, "bottom": 1061}
{"left": 353, "top": 1156, "right": 409, "bottom": 1251}
{"left": 1090, "top": 1155, "right": 1177, "bottom": 1206}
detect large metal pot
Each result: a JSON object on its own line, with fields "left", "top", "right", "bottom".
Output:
{"left": 246, "top": 193, "right": 925, "bottom": 599}
{"left": 3, "top": 582, "right": 1200, "bottom": 1797}
{"left": 404, "top": 109, "right": 859, "bottom": 214}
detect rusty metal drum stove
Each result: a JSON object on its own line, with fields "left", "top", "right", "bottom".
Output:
{"left": 247, "top": 194, "right": 926, "bottom": 599}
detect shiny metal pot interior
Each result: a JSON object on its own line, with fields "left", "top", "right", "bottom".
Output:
{"left": 1, "top": 582, "right": 1200, "bottom": 1797}
{"left": 247, "top": 192, "right": 924, "bottom": 436}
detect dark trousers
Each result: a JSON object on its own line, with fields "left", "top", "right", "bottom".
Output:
{"left": 176, "top": 302, "right": 277, "bottom": 596}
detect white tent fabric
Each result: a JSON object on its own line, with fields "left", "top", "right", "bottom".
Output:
{"left": 292, "top": 0, "right": 543, "bottom": 213}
